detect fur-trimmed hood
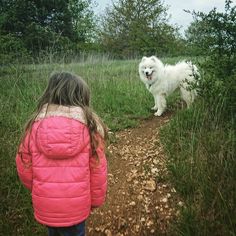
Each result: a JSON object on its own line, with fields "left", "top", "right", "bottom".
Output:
{"left": 36, "top": 103, "right": 105, "bottom": 138}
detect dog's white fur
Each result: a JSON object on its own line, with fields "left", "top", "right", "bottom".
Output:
{"left": 139, "top": 56, "right": 199, "bottom": 116}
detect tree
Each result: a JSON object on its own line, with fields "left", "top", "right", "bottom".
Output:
{"left": 98, "top": 0, "right": 179, "bottom": 58}
{"left": 185, "top": 0, "right": 236, "bottom": 60}
{"left": 69, "top": 0, "right": 96, "bottom": 43}
{"left": 0, "top": 0, "right": 96, "bottom": 56}
{"left": 185, "top": 0, "right": 236, "bottom": 117}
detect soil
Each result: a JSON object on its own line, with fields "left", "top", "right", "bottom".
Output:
{"left": 87, "top": 112, "right": 183, "bottom": 236}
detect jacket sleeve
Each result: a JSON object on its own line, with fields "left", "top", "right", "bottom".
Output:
{"left": 15, "top": 134, "right": 33, "bottom": 191}
{"left": 90, "top": 135, "right": 107, "bottom": 207}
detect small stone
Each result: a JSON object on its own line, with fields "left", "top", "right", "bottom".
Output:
{"left": 146, "top": 220, "right": 154, "bottom": 227}
{"left": 134, "top": 225, "right": 140, "bottom": 232}
{"left": 105, "top": 229, "right": 112, "bottom": 236}
{"left": 137, "top": 195, "right": 143, "bottom": 201}
{"left": 151, "top": 168, "right": 158, "bottom": 174}
{"left": 144, "top": 179, "right": 156, "bottom": 192}
{"left": 153, "top": 159, "right": 158, "bottom": 165}
{"left": 162, "top": 197, "right": 168, "bottom": 203}
{"left": 130, "top": 201, "right": 136, "bottom": 206}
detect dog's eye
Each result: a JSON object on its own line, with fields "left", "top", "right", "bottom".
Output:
{"left": 150, "top": 67, "right": 152, "bottom": 69}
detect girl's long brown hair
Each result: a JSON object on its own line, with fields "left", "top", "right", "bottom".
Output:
{"left": 19, "top": 71, "right": 107, "bottom": 159}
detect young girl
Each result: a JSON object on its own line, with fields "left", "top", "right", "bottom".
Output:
{"left": 16, "top": 72, "right": 108, "bottom": 236}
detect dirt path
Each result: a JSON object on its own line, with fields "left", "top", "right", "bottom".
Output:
{"left": 87, "top": 112, "right": 182, "bottom": 236}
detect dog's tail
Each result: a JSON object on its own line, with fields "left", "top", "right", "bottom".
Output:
{"left": 186, "top": 61, "right": 201, "bottom": 97}
{"left": 186, "top": 61, "right": 200, "bottom": 78}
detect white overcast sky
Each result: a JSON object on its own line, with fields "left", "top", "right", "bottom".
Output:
{"left": 94, "top": 0, "right": 235, "bottom": 34}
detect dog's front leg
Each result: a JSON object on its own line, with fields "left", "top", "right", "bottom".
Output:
{"left": 154, "top": 95, "right": 166, "bottom": 116}
{"left": 151, "top": 95, "right": 158, "bottom": 110}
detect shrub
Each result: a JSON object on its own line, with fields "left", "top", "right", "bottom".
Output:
{"left": 0, "top": 34, "right": 30, "bottom": 64}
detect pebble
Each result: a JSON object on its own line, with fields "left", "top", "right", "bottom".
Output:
{"left": 162, "top": 197, "right": 168, "bottom": 203}
{"left": 129, "top": 201, "right": 136, "bottom": 206}
{"left": 144, "top": 179, "right": 157, "bottom": 191}
{"left": 105, "top": 229, "right": 112, "bottom": 236}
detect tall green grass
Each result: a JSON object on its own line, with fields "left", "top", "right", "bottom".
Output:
{"left": 160, "top": 97, "right": 235, "bottom": 235}
{"left": 0, "top": 56, "right": 157, "bottom": 235}
{"left": 2, "top": 55, "right": 231, "bottom": 236}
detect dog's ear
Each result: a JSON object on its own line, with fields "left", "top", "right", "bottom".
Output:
{"left": 141, "top": 56, "right": 147, "bottom": 62}
{"left": 150, "top": 56, "right": 157, "bottom": 62}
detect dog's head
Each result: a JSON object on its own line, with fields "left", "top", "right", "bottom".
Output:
{"left": 138, "top": 56, "right": 159, "bottom": 84}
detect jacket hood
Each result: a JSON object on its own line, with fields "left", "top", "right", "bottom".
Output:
{"left": 35, "top": 104, "right": 89, "bottom": 159}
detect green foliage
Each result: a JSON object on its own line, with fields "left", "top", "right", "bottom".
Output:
{"left": 0, "top": 0, "right": 189, "bottom": 62}
{"left": 0, "top": 34, "right": 30, "bottom": 63}
{"left": 186, "top": 0, "right": 236, "bottom": 118}
{"left": 69, "top": 0, "right": 97, "bottom": 42}
{"left": 0, "top": 0, "right": 97, "bottom": 61}
{"left": 186, "top": 0, "right": 236, "bottom": 58}
{"left": 0, "top": 57, "right": 156, "bottom": 234}
{"left": 99, "top": 0, "right": 183, "bottom": 58}
{"left": 161, "top": 1, "right": 236, "bottom": 235}
{"left": 161, "top": 101, "right": 235, "bottom": 235}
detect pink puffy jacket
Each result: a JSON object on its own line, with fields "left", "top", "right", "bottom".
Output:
{"left": 16, "top": 104, "right": 107, "bottom": 227}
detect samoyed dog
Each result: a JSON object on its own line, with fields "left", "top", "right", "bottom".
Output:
{"left": 139, "top": 56, "right": 199, "bottom": 116}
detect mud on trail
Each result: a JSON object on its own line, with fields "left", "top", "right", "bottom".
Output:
{"left": 87, "top": 112, "right": 183, "bottom": 236}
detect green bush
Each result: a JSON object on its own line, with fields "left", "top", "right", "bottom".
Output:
{"left": 161, "top": 2, "right": 236, "bottom": 234}
{"left": 0, "top": 34, "right": 30, "bottom": 64}
{"left": 186, "top": 0, "right": 236, "bottom": 118}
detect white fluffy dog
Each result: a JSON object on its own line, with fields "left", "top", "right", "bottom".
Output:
{"left": 139, "top": 56, "right": 199, "bottom": 116}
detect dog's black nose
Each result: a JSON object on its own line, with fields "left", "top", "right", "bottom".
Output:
{"left": 145, "top": 72, "right": 149, "bottom": 75}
